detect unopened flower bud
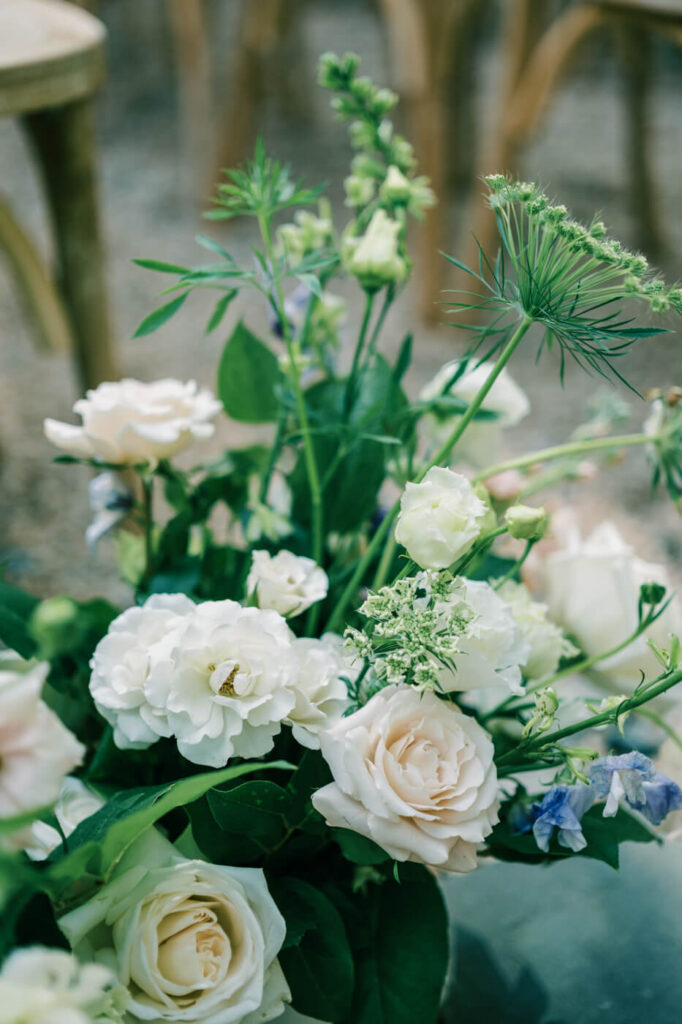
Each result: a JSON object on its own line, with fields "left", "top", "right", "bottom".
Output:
{"left": 640, "top": 581, "right": 666, "bottom": 606}
{"left": 380, "top": 165, "right": 411, "bottom": 204}
{"left": 505, "top": 504, "right": 549, "bottom": 541}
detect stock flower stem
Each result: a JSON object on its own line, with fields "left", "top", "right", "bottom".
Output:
{"left": 141, "top": 475, "right": 154, "bottom": 590}
{"left": 326, "top": 317, "right": 533, "bottom": 633}
{"left": 258, "top": 213, "right": 323, "bottom": 567}
{"left": 344, "top": 289, "right": 376, "bottom": 415}
{"left": 473, "top": 432, "right": 655, "bottom": 484}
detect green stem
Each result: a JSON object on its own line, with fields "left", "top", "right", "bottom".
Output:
{"left": 493, "top": 540, "right": 534, "bottom": 591}
{"left": 344, "top": 289, "right": 376, "bottom": 415}
{"left": 636, "top": 707, "right": 682, "bottom": 750}
{"left": 258, "top": 213, "right": 323, "bottom": 568}
{"left": 497, "top": 667, "right": 682, "bottom": 769}
{"left": 141, "top": 475, "right": 154, "bottom": 590}
{"left": 325, "top": 318, "right": 533, "bottom": 634}
{"left": 473, "top": 432, "right": 655, "bottom": 484}
{"left": 364, "top": 284, "right": 394, "bottom": 364}
{"left": 372, "top": 529, "right": 398, "bottom": 590}
{"left": 259, "top": 406, "right": 287, "bottom": 503}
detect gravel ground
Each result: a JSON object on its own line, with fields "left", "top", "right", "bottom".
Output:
{"left": 0, "top": 0, "right": 680, "bottom": 604}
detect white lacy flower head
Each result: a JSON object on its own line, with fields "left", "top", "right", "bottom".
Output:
{"left": 420, "top": 359, "right": 529, "bottom": 467}
{"left": 246, "top": 549, "right": 329, "bottom": 618}
{"left": 90, "top": 594, "right": 197, "bottom": 750}
{"left": 434, "top": 578, "right": 530, "bottom": 695}
{"left": 0, "top": 946, "right": 128, "bottom": 1024}
{"left": 44, "top": 378, "right": 222, "bottom": 466}
{"left": 25, "top": 776, "right": 104, "bottom": 861}
{"left": 394, "top": 467, "right": 490, "bottom": 570}
{"left": 343, "top": 209, "right": 407, "bottom": 290}
{"left": 312, "top": 684, "right": 499, "bottom": 872}
{"left": 0, "top": 652, "right": 84, "bottom": 850}
{"left": 542, "top": 521, "right": 681, "bottom": 689}
{"left": 144, "top": 600, "right": 298, "bottom": 767}
{"left": 60, "top": 830, "right": 290, "bottom": 1024}
{"left": 286, "top": 634, "right": 353, "bottom": 748}
{"left": 497, "top": 579, "right": 575, "bottom": 680}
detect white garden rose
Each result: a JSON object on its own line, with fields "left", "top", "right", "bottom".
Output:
{"left": 0, "top": 652, "right": 84, "bottom": 849}
{"left": 44, "top": 378, "right": 222, "bottom": 466}
{"left": 497, "top": 579, "right": 574, "bottom": 680}
{"left": 435, "top": 578, "right": 529, "bottom": 695}
{"left": 542, "top": 522, "right": 681, "bottom": 689}
{"left": 394, "top": 467, "right": 489, "bottom": 570}
{"left": 90, "top": 594, "right": 197, "bottom": 750}
{"left": 60, "top": 831, "right": 290, "bottom": 1024}
{"left": 25, "top": 776, "right": 104, "bottom": 861}
{"left": 312, "top": 684, "right": 499, "bottom": 872}
{"left": 420, "top": 359, "right": 529, "bottom": 467}
{"left": 286, "top": 634, "right": 352, "bottom": 748}
{"left": 0, "top": 946, "right": 128, "bottom": 1024}
{"left": 144, "top": 601, "right": 298, "bottom": 767}
{"left": 246, "top": 550, "right": 329, "bottom": 618}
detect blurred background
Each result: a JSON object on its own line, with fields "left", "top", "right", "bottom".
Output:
{"left": 0, "top": 0, "right": 680, "bottom": 603}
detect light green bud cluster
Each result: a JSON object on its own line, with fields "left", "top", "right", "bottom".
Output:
{"left": 277, "top": 205, "right": 334, "bottom": 265}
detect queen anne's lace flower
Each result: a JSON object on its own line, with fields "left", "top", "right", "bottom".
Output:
{"left": 44, "top": 378, "right": 222, "bottom": 466}
{"left": 313, "top": 685, "right": 499, "bottom": 872}
{"left": 0, "top": 946, "right": 128, "bottom": 1024}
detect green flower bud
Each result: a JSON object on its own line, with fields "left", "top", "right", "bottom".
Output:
{"left": 504, "top": 504, "right": 549, "bottom": 540}
{"left": 343, "top": 209, "right": 407, "bottom": 290}
{"left": 30, "top": 596, "right": 81, "bottom": 659}
{"left": 640, "top": 581, "right": 667, "bottom": 606}
{"left": 379, "top": 165, "right": 412, "bottom": 204}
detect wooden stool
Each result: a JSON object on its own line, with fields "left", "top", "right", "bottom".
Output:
{"left": 459, "top": 0, "right": 682, "bottom": 291}
{"left": 0, "top": 0, "right": 116, "bottom": 389}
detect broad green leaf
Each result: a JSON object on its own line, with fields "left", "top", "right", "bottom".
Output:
{"left": 133, "top": 292, "right": 188, "bottom": 337}
{"left": 48, "top": 761, "right": 292, "bottom": 895}
{"left": 0, "top": 805, "right": 53, "bottom": 839}
{"left": 208, "top": 781, "right": 291, "bottom": 850}
{"left": 333, "top": 829, "right": 390, "bottom": 865}
{"left": 217, "top": 321, "right": 280, "bottom": 422}
{"left": 0, "top": 581, "right": 40, "bottom": 658}
{"left": 271, "top": 877, "right": 354, "bottom": 1021}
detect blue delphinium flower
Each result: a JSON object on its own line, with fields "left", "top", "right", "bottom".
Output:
{"left": 590, "top": 751, "right": 682, "bottom": 825}
{"left": 512, "top": 784, "right": 595, "bottom": 853}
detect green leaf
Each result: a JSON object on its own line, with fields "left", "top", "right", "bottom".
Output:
{"left": 0, "top": 581, "right": 40, "bottom": 658}
{"left": 271, "top": 877, "right": 354, "bottom": 1021}
{"left": 217, "top": 321, "right": 280, "bottom": 422}
{"left": 206, "top": 290, "right": 237, "bottom": 333}
{"left": 132, "top": 258, "right": 190, "bottom": 274}
{"left": 133, "top": 292, "right": 189, "bottom": 337}
{"left": 208, "top": 781, "right": 291, "bottom": 850}
{"left": 48, "top": 761, "right": 292, "bottom": 896}
{"left": 333, "top": 829, "right": 390, "bottom": 865}
{"left": 0, "top": 804, "right": 54, "bottom": 839}
{"left": 341, "top": 864, "right": 448, "bottom": 1024}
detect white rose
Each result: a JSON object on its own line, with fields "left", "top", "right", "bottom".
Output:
{"left": 542, "top": 522, "right": 681, "bottom": 688}
{"left": 395, "top": 467, "right": 489, "bottom": 570}
{"left": 90, "top": 594, "right": 197, "bottom": 750}
{"left": 60, "top": 831, "right": 290, "bottom": 1024}
{"left": 0, "top": 652, "right": 84, "bottom": 849}
{"left": 247, "top": 550, "right": 329, "bottom": 618}
{"left": 497, "top": 579, "right": 573, "bottom": 680}
{"left": 44, "top": 378, "right": 222, "bottom": 465}
{"left": 286, "top": 634, "right": 352, "bottom": 748}
{"left": 420, "top": 360, "right": 529, "bottom": 467}
{"left": 312, "top": 684, "right": 499, "bottom": 872}
{"left": 0, "top": 946, "right": 128, "bottom": 1024}
{"left": 144, "top": 601, "right": 298, "bottom": 767}
{"left": 435, "top": 578, "right": 529, "bottom": 695}
{"left": 25, "top": 776, "right": 104, "bottom": 861}
{"left": 343, "top": 209, "right": 406, "bottom": 289}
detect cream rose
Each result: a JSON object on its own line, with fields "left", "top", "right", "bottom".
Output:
{"left": 420, "top": 359, "right": 529, "bottom": 468}
{"left": 60, "top": 832, "right": 290, "bottom": 1024}
{"left": 542, "top": 522, "right": 681, "bottom": 688}
{"left": 394, "top": 467, "right": 489, "bottom": 570}
{"left": 498, "top": 579, "right": 574, "bottom": 680}
{"left": 246, "top": 550, "right": 329, "bottom": 618}
{"left": 313, "top": 684, "right": 499, "bottom": 872}
{"left": 286, "top": 634, "right": 352, "bottom": 748}
{"left": 0, "top": 946, "right": 128, "bottom": 1024}
{"left": 0, "top": 652, "right": 84, "bottom": 849}
{"left": 44, "top": 378, "right": 222, "bottom": 465}
{"left": 25, "top": 776, "right": 104, "bottom": 861}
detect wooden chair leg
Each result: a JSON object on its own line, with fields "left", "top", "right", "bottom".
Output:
{"left": 23, "top": 98, "right": 116, "bottom": 390}
{"left": 168, "top": 0, "right": 213, "bottom": 202}
{"left": 0, "top": 195, "right": 74, "bottom": 355}
{"left": 617, "top": 20, "right": 664, "bottom": 257}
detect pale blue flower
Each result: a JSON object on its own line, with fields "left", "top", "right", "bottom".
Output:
{"left": 86, "top": 472, "right": 134, "bottom": 551}
{"left": 523, "top": 784, "right": 595, "bottom": 853}
{"left": 590, "top": 752, "right": 682, "bottom": 825}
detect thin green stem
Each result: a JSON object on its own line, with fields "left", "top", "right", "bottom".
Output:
{"left": 636, "top": 707, "right": 682, "bottom": 751}
{"left": 493, "top": 540, "right": 534, "bottom": 591}
{"left": 344, "top": 289, "right": 376, "bottom": 415}
{"left": 473, "top": 432, "right": 655, "bottom": 484}
{"left": 258, "top": 213, "right": 323, "bottom": 569}
{"left": 259, "top": 406, "right": 287, "bottom": 503}
{"left": 325, "top": 318, "right": 533, "bottom": 634}
{"left": 497, "top": 666, "right": 682, "bottom": 769}
{"left": 372, "top": 529, "right": 398, "bottom": 590}
{"left": 141, "top": 475, "right": 154, "bottom": 591}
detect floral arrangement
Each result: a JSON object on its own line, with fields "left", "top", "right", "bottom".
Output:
{"left": 2, "top": 53, "right": 682, "bottom": 1024}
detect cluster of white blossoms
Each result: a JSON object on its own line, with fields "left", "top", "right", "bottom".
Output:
{"left": 44, "top": 378, "right": 222, "bottom": 466}
{"left": 90, "top": 593, "right": 352, "bottom": 767}
{"left": 60, "top": 830, "right": 290, "bottom": 1024}
{"left": 0, "top": 946, "right": 128, "bottom": 1024}
{"left": 246, "top": 548, "right": 329, "bottom": 618}
{"left": 0, "top": 652, "right": 84, "bottom": 849}
{"left": 420, "top": 359, "right": 530, "bottom": 468}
